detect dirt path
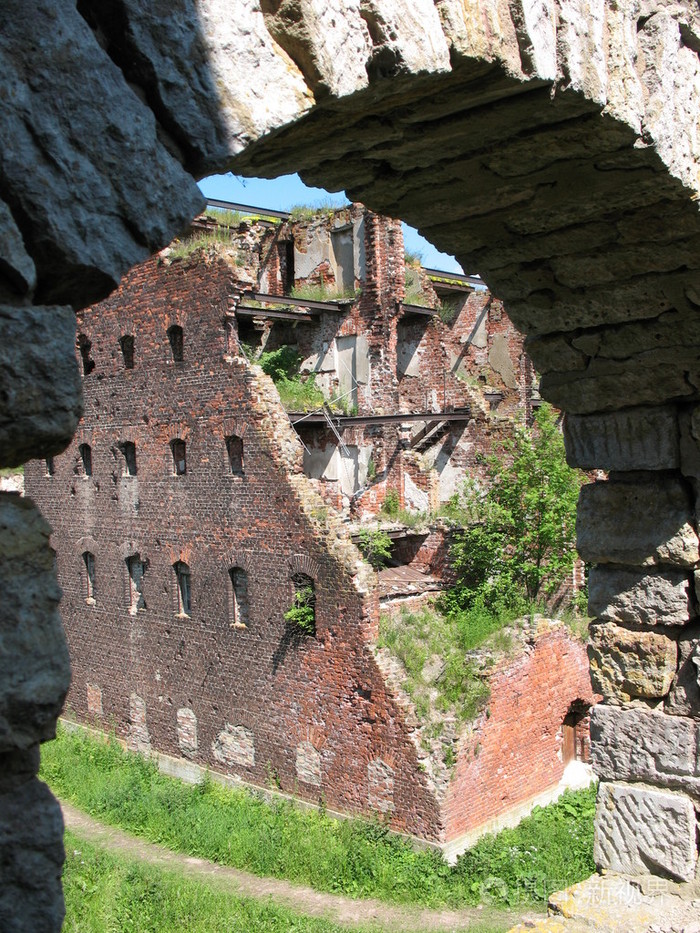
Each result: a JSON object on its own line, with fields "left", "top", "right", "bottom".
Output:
{"left": 61, "top": 801, "right": 540, "bottom": 932}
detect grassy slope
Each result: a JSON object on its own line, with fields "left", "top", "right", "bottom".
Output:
{"left": 44, "top": 725, "right": 596, "bottom": 910}
{"left": 63, "top": 829, "right": 380, "bottom": 933}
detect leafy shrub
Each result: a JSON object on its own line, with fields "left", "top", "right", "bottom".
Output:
{"left": 445, "top": 404, "right": 584, "bottom": 612}
{"left": 284, "top": 586, "right": 316, "bottom": 635}
{"left": 356, "top": 529, "right": 393, "bottom": 569}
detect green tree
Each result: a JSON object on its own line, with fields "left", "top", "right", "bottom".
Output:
{"left": 444, "top": 404, "right": 584, "bottom": 613}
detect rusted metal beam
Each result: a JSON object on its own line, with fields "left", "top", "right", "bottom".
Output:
{"left": 235, "top": 305, "right": 316, "bottom": 323}
{"left": 206, "top": 198, "right": 290, "bottom": 221}
{"left": 290, "top": 410, "right": 471, "bottom": 427}
{"left": 244, "top": 290, "right": 347, "bottom": 312}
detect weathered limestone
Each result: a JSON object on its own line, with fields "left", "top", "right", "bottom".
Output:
{"left": 0, "top": 304, "right": 81, "bottom": 467}
{"left": 564, "top": 407, "right": 680, "bottom": 472}
{"left": 594, "top": 782, "right": 698, "bottom": 882}
{"left": 577, "top": 478, "right": 699, "bottom": 568}
{"left": 588, "top": 566, "right": 693, "bottom": 629}
{"left": 588, "top": 622, "right": 677, "bottom": 704}
{"left": 0, "top": 495, "right": 70, "bottom": 750}
{"left": 666, "top": 622, "right": 700, "bottom": 720}
{"left": 0, "top": 0, "right": 203, "bottom": 307}
{"left": 590, "top": 706, "right": 699, "bottom": 797}
{"left": 0, "top": 778, "right": 65, "bottom": 931}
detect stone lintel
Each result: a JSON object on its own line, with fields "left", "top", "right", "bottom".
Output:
{"left": 564, "top": 406, "right": 679, "bottom": 471}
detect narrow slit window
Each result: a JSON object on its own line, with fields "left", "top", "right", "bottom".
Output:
{"left": 127, "top": 555, "right": 146, "bottom": 613}
{"left": 79, "top": 443, "right": 92, "bottom": 476}
{"left": 171, "top": 439, "right": 187, "bottom": 476}
{"left": 229, "top": 567, "right": 250, "bottom": 628}
{"left": 168, "top": 325, "right": 184, "bottom": 362}
{"left": 121, "top": 442, "right": 137, "bottom": 476}
{"left": 174, "top": 562, "right": 191, "bottom": 616}
{"left": 78, "top": 334, "right": 95, "bottom": 375}
{"left": 45, "top": 456, "right": 55, "bottom": 476}
{"left": 120, "top": 334, "right": 135, "bottom": 369}
{"left": 226, "top": 435, "right": 243, "bottom": 474}
{"left": 83, "top": 551, "right": 96, "bottom": 602}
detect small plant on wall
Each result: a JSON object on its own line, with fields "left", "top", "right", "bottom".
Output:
{"left": 357, "top": 529, "right": 393, "bottom": 569}
{"left": 285, "top": 575, "right": 316, "bottom": 636}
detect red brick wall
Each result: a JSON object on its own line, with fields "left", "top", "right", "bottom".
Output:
{"left": 442, "top": 626, "right": 595, "bottom": 841}
{"left": 25, "top": 252, "right": 444, "bottom": 841}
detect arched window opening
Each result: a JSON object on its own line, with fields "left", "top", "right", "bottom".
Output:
{"left": 79, "top": 443, "right": 92, "bottom": 476}
{"left": 120, "top": 334, "right": 135, "bottom": 369}
{"left": 168, "top": 324, "right": 184, "bottom": 362}
{"left": 174, "top": 561, "right": 191, "bottom": 616}
{"left": 77, "top": 333, "right": 95, "bottom": 375}
{"left": 229, "top": 567, "right": 249, "bottom": 629}
{"left": 285, "top": 572, "right": 316, "bottom": 636}
{"left": 121, "top": 441, "right": 137, "bottom": 476}
{"left": 82, "top": 551, "right": 96, "bottom": 602}
{"left": 126, "top": 555, "right": 146, "bottom": 613}
{"left": 226, "top": 434, "right": 243, "bottom": 474}
{"left": 562, "top": 701, "right": 591, "bottom": 765}
{"left": 171, "top": 439, "right": 187, "bottom": 475}
{"left": 45, "top": 456, "right": 55, "bottom": 477}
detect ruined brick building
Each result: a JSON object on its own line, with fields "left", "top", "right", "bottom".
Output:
{"left": 25, "top": 202, "right": 594, "bottom": 854}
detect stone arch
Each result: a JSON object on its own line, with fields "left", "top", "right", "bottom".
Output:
{"left": 3, "top": 3, "right": 700, "bottom": 925}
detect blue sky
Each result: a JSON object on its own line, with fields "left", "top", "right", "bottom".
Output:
{"left": 198, "top": 173, "right": 463, "bottom": 274}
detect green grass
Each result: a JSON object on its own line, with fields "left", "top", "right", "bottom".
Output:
{"left": 288, "top": 200, "right": 347, "bottom": 222}
{"left": 63, "top": 830, "right": 376, "bottom": 933}
{"left": 0, "top": 465, "right": 23, "bottom": 476}
{"left": 377, "top": 607, "right": 492, "bottom": 724}
{"left": 204, "top": 207, "right": 281, "bottom": 227}
{"left": 43, "top": 724, "right": 596, "bottom": 910}
{"left": 169, "top": 230, "right": 241, "bottom": 262}
{"left": 290, "top": 281, "right": 357, "bottom": 302}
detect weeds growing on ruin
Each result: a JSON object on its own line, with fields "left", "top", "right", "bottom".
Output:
{"left": 43, "top": 724, "right": 596, "bottom": 910}
{"left": 284, "top": 586, "right": 316, "bottom": 635}
{"left": 356, "top": 529, "right": 393, "bottom": 569}
{"left": 377, "top": 606, "right": 493, "bottom": 725}
{"left": 290, "top": 281, "right": 358, "bottom": 302}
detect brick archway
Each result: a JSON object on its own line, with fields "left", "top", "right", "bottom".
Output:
{"left": 1, "top": 2, "right": 699, "bottom": 927}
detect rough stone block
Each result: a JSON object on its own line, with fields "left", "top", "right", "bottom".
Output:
{"left": 679, "top": 405, "right": 700, "bottom": 480}
{"left": 296, "top": 741, "right": 322, "bottom": 786}
{"left": 595, "top": 782, "right": 698, "bottom": 882}
{"left": 176, "top": 707, "right": 198, "bottom": 758}
{"left": 666, "top": 622, "right": 700, "bottom": 720}
{"left": 0, "top": 495, "right": 70, "bottom": 752}
{"left": 0, "top": 777, "right": 65, "bottom": 931}
{"left": 588, "top": 621, "right": 677, "bottom": 703}
{"left": 590, "top": 706, "right": 699, "bottom": 797}
{"left": 0, "top": 0, "right": 203, "bottom": 307}
{"left": 212, "top": 724, "right": 255, "bottom": 769}
{"left": 0, "top": 303, "right": 82, "bottom": 467}
{"left": 0, "top": 198, "right": 36, "bottom": 295}
{"left": 564, "top": 406, "right": 679, "bottom": 471}
{"left": 577, "top": 478, "right": 699, "bottom": 567}
{"left": 588, "top": 566, "right": 692, "bottom": 628}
